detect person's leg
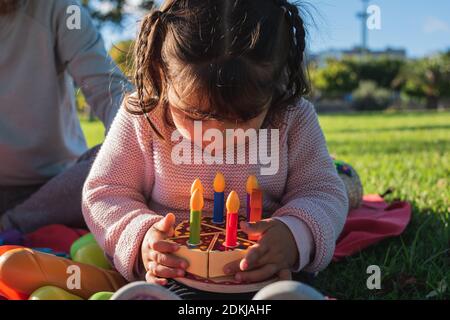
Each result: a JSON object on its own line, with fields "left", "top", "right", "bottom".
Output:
{"left": 0, "top": 145, "right": 101, "bottom": 233}
{"left": 252, "top": 280, "right": 325, "bottom": 300}
{"left": 0, "top": 184, "right": 44, "bottom": 214}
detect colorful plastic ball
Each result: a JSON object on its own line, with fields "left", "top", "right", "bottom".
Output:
{"left": 334, "top": 160, "right": 364, "bottom": 209}
{"left": 29, "top": 286, "right": 83, "bottom": 300}
{"left": 72, "top": 243, "right": 111, "bottom": 270}
{"left": 70, "top": 233, "right": 96, "bottom": 259}
{"left": 89, "top": 291, "right": 114, "bottom": 300}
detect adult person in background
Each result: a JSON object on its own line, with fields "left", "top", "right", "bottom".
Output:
{"left": 0, "top": 0, "right": 133, "bottom": 233}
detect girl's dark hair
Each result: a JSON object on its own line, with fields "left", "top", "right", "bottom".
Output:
{"left": 127, "top": 0, "right": 310, "bottom": 138}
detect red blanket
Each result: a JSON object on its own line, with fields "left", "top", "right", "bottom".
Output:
{"left": 333, "top": 194, "right": 411, "bottom": 261}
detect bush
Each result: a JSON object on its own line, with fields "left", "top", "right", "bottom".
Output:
{"left": 351, "top": 81, "right": 393, "bottom": 111}
{"left": 310, "top": 59, "right": 359, "bottom": 98}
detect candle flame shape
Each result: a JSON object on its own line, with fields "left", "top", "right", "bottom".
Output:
{"left": 190, "top": 188, "right": 204, "bottom": 211}
{"left": 190, "top": 178, "right": 204, "bottom": 195}
{"left": 213, "top": 172, "right": 225, "bottom": 192}
{"left": 226, "top": 191, "right": 240, "bottom": 213}
{"left": 246, "top": 175, "right": 259, "bottom": 194}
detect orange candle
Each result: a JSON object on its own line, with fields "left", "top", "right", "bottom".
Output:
{"left": 249, "top": 189, "right": 263, "bottom": 241}
{"left": 246, "top": 176, "right": 259, "bottom": 221}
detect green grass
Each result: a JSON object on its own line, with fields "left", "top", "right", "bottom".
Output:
{"left": 80, "top": 119, "right": 105, "bottom": 148}
{"left": 81, "top": 111, "right": 449, "bottom": 300}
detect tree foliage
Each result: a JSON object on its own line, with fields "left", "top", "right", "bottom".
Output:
{"left": 309, "top": 59, "right": 358, "bottom": 98}
{"left": 81, "top": 0, "right": 155, "bottom": 26}
{"left": 394, "top": 52, "right": 450, "bottom": 109}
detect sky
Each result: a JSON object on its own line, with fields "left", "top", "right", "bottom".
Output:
{"left": 101, "top": 0, "right": 450, "bottom": 58}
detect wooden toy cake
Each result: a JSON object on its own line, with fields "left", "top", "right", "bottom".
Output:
{"left": 167, "top": 174, "right": 275, "bottom": 293}
{"left": 169, "top": 216, "right": 257, "bottom": 279}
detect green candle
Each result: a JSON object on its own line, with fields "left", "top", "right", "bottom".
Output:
{"left": 189, "top": 188, "right": 203, "bottom": 246}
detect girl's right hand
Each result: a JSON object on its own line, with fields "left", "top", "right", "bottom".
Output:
{"left": 141, "top": 213, "right": 189, "bottom": 286}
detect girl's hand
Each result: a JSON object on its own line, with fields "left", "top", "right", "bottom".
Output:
{"left": 223, "top": 219, "right": 298, "bottom": 283}
{"left": 141, "top": 213, "right": 189, "bottom": 286}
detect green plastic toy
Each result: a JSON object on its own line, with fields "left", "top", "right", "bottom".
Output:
{"left": 89, "top": 292, "right": 114, "bottom": 300}
{"left": 70, "top": 233, "right": 96, "bottom": 259}
{"left": 72, "top": 243, "right": 112, "bottom": 270}
{"left": 29, "top": 286, "right": 83, "bottom": 300}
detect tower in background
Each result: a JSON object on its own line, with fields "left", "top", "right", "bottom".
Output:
{"left": 357, "top": 0, "right": 370, "bottom": 53}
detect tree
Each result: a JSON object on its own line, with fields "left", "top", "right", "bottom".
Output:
{"left": 309, "top": 59, "right": 358, "bottom": 98}
{"left": 345, "top": 56, "right": 405, "bottom": 89}
{"left": 109, "top": 40, "right": 135, "bottom": 76}
{"left": 395, "top": 53, "right": 450, "bottom": 109}
{"left": 81, "top": 0, "right": 155, "bottom": 26}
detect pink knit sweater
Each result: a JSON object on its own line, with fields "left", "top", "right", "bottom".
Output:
{"left": 82, "top": 98, "right": 349, "bottom": 281}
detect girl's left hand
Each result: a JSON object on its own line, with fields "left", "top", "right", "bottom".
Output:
{"left": 223, "top": 219, "right": 298, "bottom": 282}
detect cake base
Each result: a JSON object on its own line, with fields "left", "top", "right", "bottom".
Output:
{"left": 174, "top": 274, "right": 278, "bottom": 294}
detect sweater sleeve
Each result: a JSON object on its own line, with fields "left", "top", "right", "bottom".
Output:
{"left": 272, "top": 100, "right": 349, "bottom": 273}
{"left": 82, "top": 104, "right": 162, "bottom": 282}
{"left": 52, "top": 0, "right": 133, "bottom": 131}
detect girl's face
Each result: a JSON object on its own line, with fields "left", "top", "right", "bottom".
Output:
{"left": 168, "top": 85, "right": 269, "bottom": 149}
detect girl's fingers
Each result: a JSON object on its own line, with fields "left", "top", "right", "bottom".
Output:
{"left": 145, "top": 272, "right": 168, "bottom": 286}
{"left": 153, "top": 213, "right": 176, "bottom": 234}
{"left": 223, "top": 243, "right": 269, "bottom": 275}
{"left": 235, "top": 264, "right": 279, "bottom": 283}
{"left": 148, "top": 261, "right": 185, "bottom": 279}
{"left": 239, "top": 220, "right": 273, "bottom": 236}
{"left": 149, "top": 239, "right": 180, "bottom": 253}
{"left": 223, "top": 259, "right": 242, "bottom": 275}
{"left": 241, "top": 243, "right": 270, "bottom": 269}
{"left": 149, "top": 251, "right": 189, "bottom": 269}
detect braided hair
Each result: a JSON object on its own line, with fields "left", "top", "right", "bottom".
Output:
{"left": 127, "top": 0, "right": 310, "bottom": 139}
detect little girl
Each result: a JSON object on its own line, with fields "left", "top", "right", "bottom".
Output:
{"left": 82, "top": 0, "right": 349, "bottom": 289}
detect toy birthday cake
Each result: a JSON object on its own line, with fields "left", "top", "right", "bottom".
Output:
{"left": 169, "top": 216, "right": 257, "bottom": 279}
{"left": 169, "top": 174, "right": 263, "bottom": 280}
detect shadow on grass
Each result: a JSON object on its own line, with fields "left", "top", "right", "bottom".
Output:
{"left": 304, "top": 202, "right": 449, "bottom": 299}
{"left": 327, "top": 139, "right": 449, "bottom": 155}
{"left": 328, "top": 124, "right": 450, "bottom": 134}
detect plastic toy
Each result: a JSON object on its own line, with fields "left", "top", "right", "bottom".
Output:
{"left": 70, "top": 233, "right": 96, "bottom": 259}
{"left": 0, "top": 229, "right": 23, "bottom": 246}
{"left": 29, "top": 286, "right": 83, "bottom": 300}
{"left": 333, "top": 160, "right": 364, "bottom": 209}
{"left": 0, "top": 245, "right": 28, "bottom": 300}
{"left": 89, "top": 291, "right": 114, "bottom": 300}
{"left": 72, "top": 243, "right": 112, "bottom": 270}
{"left": 0, "top": 248, "right": 127, "bottom": 299}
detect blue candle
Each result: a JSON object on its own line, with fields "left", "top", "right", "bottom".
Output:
{"left": 213, "top": 173, "right": 225, "bottom": 224}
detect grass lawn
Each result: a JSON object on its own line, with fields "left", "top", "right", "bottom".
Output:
{"left": 80, "top": 111, "right": 449, "bottom": 300}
